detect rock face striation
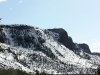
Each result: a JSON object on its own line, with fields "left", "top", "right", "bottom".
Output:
{"left": 0, "top": 25, "right": 99, "bottom": 74}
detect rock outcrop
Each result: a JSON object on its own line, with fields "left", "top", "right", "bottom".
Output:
{"left": 48, "top": 28, "right": 74, "bottom": 51}
{"left": 78, "top": 43, "right": 91, "bottom": 54}
{"left": 48, "top": 28, "right": 91, "bottom": 54}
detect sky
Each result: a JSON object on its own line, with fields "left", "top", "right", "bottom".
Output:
{"left": 0, "top": 0, "right": 100, "bottom": 53}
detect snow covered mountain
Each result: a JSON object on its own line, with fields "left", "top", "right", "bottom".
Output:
{"left": 0, "top": 24, "right": 100, "bottom": 74}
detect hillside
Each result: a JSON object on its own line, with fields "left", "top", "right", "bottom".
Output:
{"left": 0, "top": 24, "right": 100, "bottom": 74}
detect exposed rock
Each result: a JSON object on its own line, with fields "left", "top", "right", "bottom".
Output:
{"left": 48, "top": 28, "right": 91, "bottom": 54}
{"left": 78, "top": 43, "right": 91, "bottom": 54}
{"left": 0, "top": 26, "right": 92, "bottom": 55}
{"left": 48, "top": 28, "right": 74, "bottom": 51}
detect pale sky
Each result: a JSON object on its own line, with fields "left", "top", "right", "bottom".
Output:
{"left": 0, "top": 0, "right": 100, "bottom": 53}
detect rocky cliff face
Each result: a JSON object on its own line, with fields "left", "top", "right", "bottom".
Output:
{"left": 0, "top": 26, "right": 91, "bottom": 55}
{"left": 78, "top": 43, "right": 91, "bottom": 54}
{"left": 48, "top": 28, "right": 91, "bottom": 55}
{"left": 0, "top": 25, "right": 99, "bottom": 74}
{"left": 48, "top": 28, "right": 74, "bottom": 51}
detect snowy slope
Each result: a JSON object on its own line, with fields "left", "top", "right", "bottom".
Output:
{"left": 0, "top": 25, "right": 99, "bottom": 74}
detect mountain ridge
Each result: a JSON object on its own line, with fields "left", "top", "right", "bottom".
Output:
{"left": 0, "top": 24, "right": 100, "bottom": 74}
